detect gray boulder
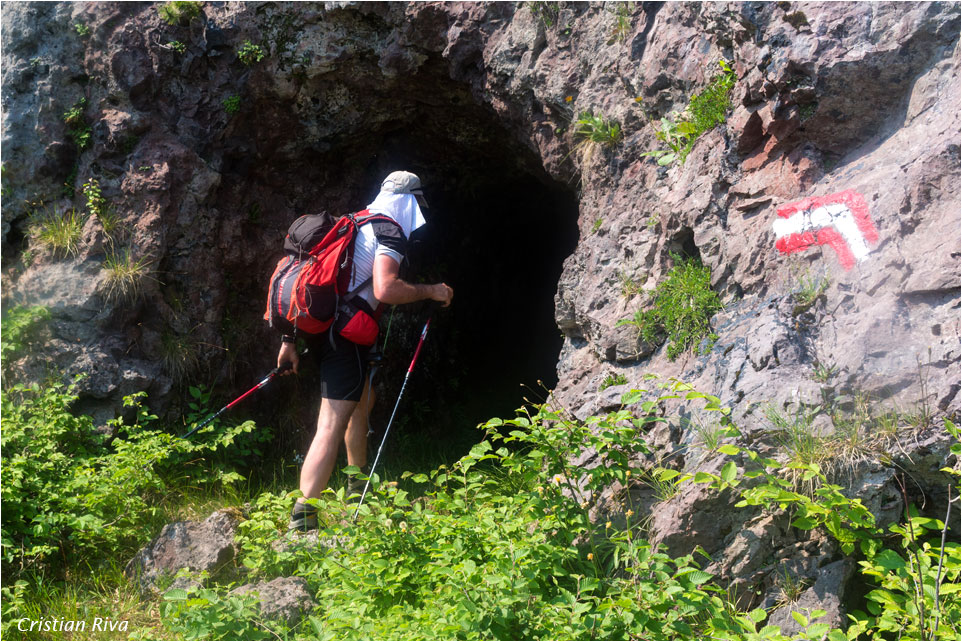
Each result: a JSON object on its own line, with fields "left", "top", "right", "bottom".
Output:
{"left": 231, "top": 576, "right": 316, "bottom": 627}
{"left": 125, "top": 508, "right": 242, "bottom": 594}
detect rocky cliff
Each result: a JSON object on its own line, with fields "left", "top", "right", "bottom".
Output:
{"left": 3, "top": 0, "right": 960, "bottom": 621}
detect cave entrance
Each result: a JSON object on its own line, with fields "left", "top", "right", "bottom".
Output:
{"left": 220, "top": 58, "right": 580, "bottom": 469}
{"left": 351, "top": 127, "right": 580, "bottom": 462}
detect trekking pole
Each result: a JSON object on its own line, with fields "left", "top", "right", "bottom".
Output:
{"left": 180, "top": 361, "right": 293, "bottom": 440}
{"left": 353, "top": 314, "right": 434, "bottom": 521}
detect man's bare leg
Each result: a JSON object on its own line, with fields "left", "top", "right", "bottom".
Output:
{"left": 299, "top": 397, "right": 359, "bottom": 499}
{"left": 345, "top": 377, "right": 375, "bottom": 469}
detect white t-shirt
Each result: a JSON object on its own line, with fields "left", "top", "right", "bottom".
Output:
{"left": 348, "top": 220, "right": 406, "bottom": 310}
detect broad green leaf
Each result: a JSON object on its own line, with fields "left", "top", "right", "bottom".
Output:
{"left": 720, "top": 461, "right": 737, "bottom": 483}
{"left": 792, "top": 516, "right": 817, "bottom": 530}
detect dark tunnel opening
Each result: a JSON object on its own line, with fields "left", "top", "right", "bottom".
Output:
{"left": 229, "top": 119, "right": 581, "bottom": 470}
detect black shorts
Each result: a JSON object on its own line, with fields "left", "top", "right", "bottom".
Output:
{"left": 307, "top": 333, "right": 370, "bottom": 402}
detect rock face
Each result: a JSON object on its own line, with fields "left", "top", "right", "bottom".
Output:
{"left": 125, "top": 508, "right": 242, "bottom": 594}
{"left": 3, "top": 0, "right": 960, "bottom": 627}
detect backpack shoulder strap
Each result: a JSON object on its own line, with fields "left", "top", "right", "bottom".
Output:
{"left": 354, "top": 210, "right": 403, "bottom": 233}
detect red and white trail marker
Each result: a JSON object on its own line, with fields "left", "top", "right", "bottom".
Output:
{"left": 772, "top": 189, "right": 879, "bottom": 270}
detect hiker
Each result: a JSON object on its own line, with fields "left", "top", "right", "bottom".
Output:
{"left": 279, "top": 171, "right": 453, "bottom": 531}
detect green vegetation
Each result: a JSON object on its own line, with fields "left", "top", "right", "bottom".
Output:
{"left": 591, "top": 217, "right": 603, "bottom": 234}
{"left": 162, "top": 381, "right": 960, "bottom": 640}
{"left": 74, "top": 22, "right": 90, "bottom": 37}
{"left": 158, "top": 1, "right": 202, "bottom": 26}
{"left": 574, "top": 110, "right": 622, "bottom": 147}
{"left": 169, "top": 40, "right": 187, "bottom": 54}
{"left": 83, "top": 178, "right": 124, "bottom": 245}
{"left": 619, "top": 269, "right": 646, "bottom": 298}
{"left": 222, "top": 95, "right": 242, "bottom": 115}
{"left": 812, "top": 360, "right": 838, "bottom": 383}
{"left": 527, "top": 1, "right": 560, "bottom": 28}
{"left": 28, "top": 206, "right": 86, "bottom": 258}
{"left": 608, "top": 1, "right": 635, "bottom": 43}
{"left": 63, "top": 97, "right": 92, "bottom": 150}
{"left": 792, "top": 271, "right": 829, "bottom": 314}
{"left": 101, "top": 247, "right": 152, "bottom": 304}
{"left": 1, "top": 380, "right": 267, "bottom": 640}
{"left": 599, "top": 372, "right": 628, "bottom": 391}
{"left": 642, "top": 60, "right": 737, "bottom": 166}
{"left": 1, "top": 307, "right": 50, "bottom": 386}
{"left": 161, "top": 329, "right": 201, "bottom": 382}
{"left": 646, "top": 212, "right": 661, "bottom": 229}
{"left": 617, "top": 254, "right": 722, "bottom": 360}
{"left": 1, "top": 311, "right": 958, "bottom": 642}
{"left": 238, "top": 40, "right": 266, "bottom": 66}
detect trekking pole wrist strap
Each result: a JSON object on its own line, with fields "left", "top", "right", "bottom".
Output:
{"left": 281, "top": 334, "right": 296, "bottom": 344}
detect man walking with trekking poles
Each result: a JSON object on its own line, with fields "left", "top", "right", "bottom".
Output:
{"left": 269, "top": 171, "right": 453, "bottom": 531}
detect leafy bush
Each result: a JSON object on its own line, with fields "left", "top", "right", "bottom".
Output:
{"left": 0, "top": 380, "right": 263, "bottom": 581}
{"left": 643, "top": 60, "right": 736, "bottom": 166}
{"left": 238, "top": 40, "right": 266, "bottom": 66}
{"left": 180, "top": 393, "right": 768, "bottom": 640}
{"left": 158, "top": 1, "right": 202, "bottom": 26}
{"left": 222, "top": 95, "right": 242, "bottom": 115}
{"left": 163, "top": 581, "right": 276, "bottom": 640}
{"left": 617, "top": 254, "right": 722, "bottom": 360}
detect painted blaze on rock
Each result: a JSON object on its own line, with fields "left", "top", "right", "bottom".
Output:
{"left": 772, "top": 189, "right": 879, "bottom": 270}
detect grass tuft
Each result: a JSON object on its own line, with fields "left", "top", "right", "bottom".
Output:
{"left": 101, "top": 248, "right": 152, "bottom": 304}
{"left": 29, "top": 207, "right": 86, "bottom": 258}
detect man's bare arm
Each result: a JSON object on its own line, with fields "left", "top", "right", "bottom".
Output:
{"left": 372, "top": 255, "right": 453, "bottom": 306}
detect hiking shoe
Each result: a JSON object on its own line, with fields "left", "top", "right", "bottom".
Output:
{"left": 288, "top": 502, "right": 318, "bottom": 532}
{"left": 345, "top": 465, "right": 371, "bottom": 497}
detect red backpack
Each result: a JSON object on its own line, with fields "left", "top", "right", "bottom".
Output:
{"left": 264, "top": 209, "right": 400, "bottom": 345}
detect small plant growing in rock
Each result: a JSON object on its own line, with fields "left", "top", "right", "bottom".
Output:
{"left": 591, "top": 218, "right": 603, "bottom": 234}
{"left": 169, "top": 40, "right": 187, "bottom": 54}
{"left": 158, "top": 1, "right": 202, "bottom": 26}
{"left": 160, "top": 329, "right": 200, "bottom": 381}
{"left": 608, "top": 2, "right": 635, "bottom": 43}
{"left": 812, "top": 360, "right": 838, "bottom": 383}
{"left": 238, "top": 40, "right": 266, "bottom": 66}
{"left": 792, "top": 272, "right": 829, "bottom": 314}
{"left": 63, "top": 97, "right": 92, "bottom": 150}
{"left": 222, "top": 95, "right": 242, "bottom": 115}
{"left": 574, "top": 110, "right": 622, "bottom": 147}
{"left": 102, "top": 248, "right": 152, "bottom": 304}
{"left": 28, "top": 207, "right": 86, "bottom": 258}
{"left": 616, "top": 254, "right": 722, "bottom": 360}
{"left": 82, "top": 178, "right": 106, "bottom": 218}
{"left": 642, "top": 60, "right": 736, "bottom": 166}
{"left": 74, "top": 22, "right": 90, "bottom": 37}
{"left": 599, "top": 372, "right": 628, "bottom": 391}
{"left": 527, "top": 1, "right": 560, "bottom": 28}
{"left": 646, "top": 213, "right": 660, "bottom": 228}
{"left": 83, "top": 178, "right": 123, "bottom": 246}
{"left": 618, "top": 270, "right": 646, "bottom": 298}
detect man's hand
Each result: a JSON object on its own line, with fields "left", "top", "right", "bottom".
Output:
{"left": 430, "top": 283, "right": 454, "bottom": 307}
{"left": 277, "top": 342, "right": 299, "bottom": 375}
